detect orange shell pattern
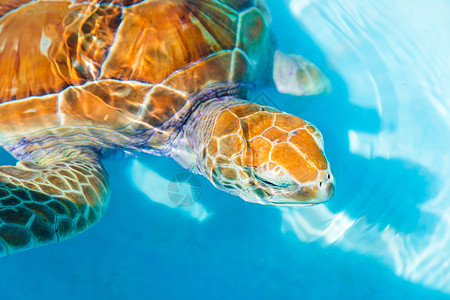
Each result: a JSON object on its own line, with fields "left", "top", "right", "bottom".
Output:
{"left": 0, "top": 0, "right": 270, "bottom": 139}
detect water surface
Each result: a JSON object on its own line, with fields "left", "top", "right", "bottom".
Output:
{"left": 1, "top": 0, "right": 449, "bottom": 299}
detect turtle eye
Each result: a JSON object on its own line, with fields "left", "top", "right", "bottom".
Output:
{"left": 253, "top": 164, "right": 296, "bottom": 189}
{"left": 254, "top": 174, "right": 280, "bottom": 188}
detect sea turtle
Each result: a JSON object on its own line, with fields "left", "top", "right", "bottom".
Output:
{"left": 0, "top": 0, "right": 334, "bottom": 256}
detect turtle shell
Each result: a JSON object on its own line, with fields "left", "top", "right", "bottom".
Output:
{"left": 0, "top": 0, "right": 271, "bottom": 141}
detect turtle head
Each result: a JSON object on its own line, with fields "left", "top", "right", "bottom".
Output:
{"left": 201, "top": 103, "right": 334, "bottom": 206}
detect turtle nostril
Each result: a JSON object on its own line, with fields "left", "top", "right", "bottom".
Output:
{"left": 319, "top": 172, "right": 333, "bottom": 189}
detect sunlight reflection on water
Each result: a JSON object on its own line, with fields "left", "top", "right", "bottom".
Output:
{"left": 282, "top": 0, "right": 450, "bottom": 293}
{"left": 131, "top": 160, "right": 210, "bottom": 222}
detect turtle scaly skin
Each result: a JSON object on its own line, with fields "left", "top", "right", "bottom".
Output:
{"left": 185, "top": 100, "right": 333, "bottom": 204}
{"left": 0, "top": 0, "right": 334, "bottom": 257}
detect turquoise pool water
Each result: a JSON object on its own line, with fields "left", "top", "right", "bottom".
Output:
{"left": 1, "top": 0, "right": 450, "bottom": 299}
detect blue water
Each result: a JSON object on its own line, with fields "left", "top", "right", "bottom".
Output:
{"left": 1, "top": 0, "right": 450, "bottom": 299}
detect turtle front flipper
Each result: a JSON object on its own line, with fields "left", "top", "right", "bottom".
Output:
{"left": 273, "top": 50, "right": 331, "bottom": 96}
{"left": 0, "top": 152, "right": 109, "bottom": 257}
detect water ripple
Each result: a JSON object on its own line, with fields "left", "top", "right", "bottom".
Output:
{"left": 283, "top": 0, "right": 450, "bottom": 294}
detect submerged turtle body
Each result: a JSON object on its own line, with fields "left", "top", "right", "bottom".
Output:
{"left": 0, "top": 0, "right": 269, "bottom": 146}
{"left": 0, "top": 0, "right": 334, "bottom": 256}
